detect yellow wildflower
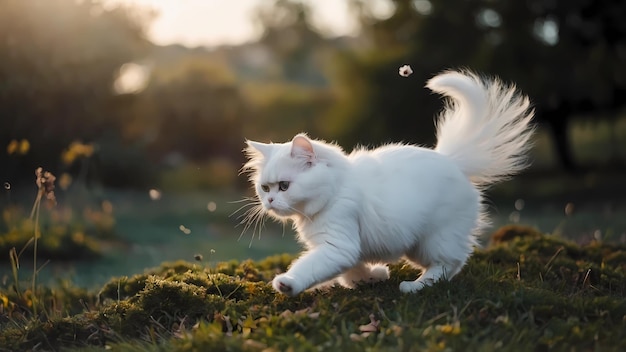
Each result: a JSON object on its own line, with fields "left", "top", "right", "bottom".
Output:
{"left": 62, "top": 141, "right": 95, "bottom": 165}
{"left": 19, "top": 139, "right": 30, "bottom": 154}
{"left": 7, "top": 139, "right": 30, "bottom": 155}
{"left": 0, "top": 293, "right": 8, "bottom": 308}
{"left": 437, "top": 322, "right": 461, "bottom": 335}
{"left": 59, "top": 173, "right": 73, "bottom": 190}
{"left": 6, "top": 140, "right": 17, "bottom": 155}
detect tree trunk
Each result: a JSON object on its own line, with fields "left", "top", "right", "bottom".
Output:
{"left": 546, "top": 107, "right": 576, "bottom": 171}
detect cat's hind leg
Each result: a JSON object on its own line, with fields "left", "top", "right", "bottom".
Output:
{"left": 399, "top": 264, "right": 455, "bottom": 293}
{"left": 399, "top": 233, "right": 470, "bottom": 293}
{"left": 338, "top": 262, "right": 390, "bottom": 288}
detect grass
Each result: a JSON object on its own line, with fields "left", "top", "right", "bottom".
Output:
{"left": 1, "top": 225, "right": 625, "bottom": 351}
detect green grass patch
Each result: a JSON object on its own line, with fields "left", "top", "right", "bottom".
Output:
{"left": 1, "top": 226, "right": 625, "bottom": 351}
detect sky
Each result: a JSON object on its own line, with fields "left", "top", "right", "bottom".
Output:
{"left": 105, "top": 0, "right": 383, "bottom": 48}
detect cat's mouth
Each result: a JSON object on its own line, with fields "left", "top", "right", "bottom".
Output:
{"left": 267, "top": 206, "right": 283, "bottom": 214}
{"left": 266, "top": 204, "right": 291, "bottom": 217}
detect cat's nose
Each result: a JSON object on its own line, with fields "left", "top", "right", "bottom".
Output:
{"left": 268, "top": 197, "right": 274, "bottom": 204}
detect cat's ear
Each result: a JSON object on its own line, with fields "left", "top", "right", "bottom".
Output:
{"left": 291, "top": 134, "right": 316, "bottom": 161}
{"left": 246, "top": 140, "right": 274, "bottom": 159}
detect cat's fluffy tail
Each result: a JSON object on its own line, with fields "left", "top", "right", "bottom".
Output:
{"left": 428, "top": 70, "right": 535, "bottom": 187}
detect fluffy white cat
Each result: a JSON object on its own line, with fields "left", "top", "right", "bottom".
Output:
{"left": 242, "top": 70, "right": 534, "bottom": 296}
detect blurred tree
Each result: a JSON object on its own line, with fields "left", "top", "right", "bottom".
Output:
{"left": 0, "top": 0, "right": 151, "bottom": 185}
{"left": 324, "top": 0, "right": 490, "bottom": 149}
{"left": 332, "top": 0, "right": 626, "bottom": 168}
{"left": 136, "top": 56, "right": 246, "bottom": 162}
{"left": 486, "top": 0, "right": 626, "bottom": 169}
{"left": 242, "top": 82, "right": 335, "bottom": 142}
{"left": 254, "top": 0, "right": 329, "bottom": 86}
{"left": 237, "top": 0, "right": 337, "bottom": 143}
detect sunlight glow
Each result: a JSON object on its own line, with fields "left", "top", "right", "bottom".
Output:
{"left": 102, "top": 0, "right": 363, "bottom": 47}
{"left": 114, "top": 62, "right": 150, "bottom": 94}
{"left": 477, "top": 8, "right": 502, "bottom": 28}
{"left": 412, "top": 0, "right": 432, "bottom": 16}
{"left": 534, "top": 17, "right": 559, "bottom": 46}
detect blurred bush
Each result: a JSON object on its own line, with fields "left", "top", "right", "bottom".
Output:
{"left": 159, "top": 159, "right": 239, "bottom": 192}
{"left": 0, "top": 205, "right": 103, "bottom": 261}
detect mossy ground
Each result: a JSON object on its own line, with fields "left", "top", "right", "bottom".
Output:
{"left": 1, "top": 225, "right": 625, "bottom": 351}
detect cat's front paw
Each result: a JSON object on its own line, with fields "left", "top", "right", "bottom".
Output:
{"left": 399, "top": 280, "right": 427, "bottom": 293}
{"left": 272, "top": 274, "right": 305, "bottom": 296}
{"left": 369, "top": 264, "right": 390, "bottom": 282}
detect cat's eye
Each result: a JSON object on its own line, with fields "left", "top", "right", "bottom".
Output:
{"left": 261, "top": 184, "right": 270, "bottom": 192}
{"left": 278, "top": 181, "right": 290, "bottom": 191}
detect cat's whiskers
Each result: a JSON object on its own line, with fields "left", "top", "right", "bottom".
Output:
{"left": 232, "top": 202, "right": 259, "bottom": 228}
{"left": 229, "top": 199, "right": 259, "bottom": 220}
{"left": 238, "top": 205, "right": 264, "bottom": 242}
{"left": 232, "top": 197, "right": 307, "bottom": 246}
{"left": 250, "top": 209, "right": 268, "bottom": 248}
{"left": 230, "top": 197, "right": 267, "bottom": 246}
{"left": 228, "top": 197, "right": 257, "bottom": 204}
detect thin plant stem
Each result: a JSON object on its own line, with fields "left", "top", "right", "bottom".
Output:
{"left": 9, "top": 247, "right": 22, "bottom": 299}
{"left": 30, "top": 189, "right": 41, "bottom": 219}
{"left": 30, "top": 188, "right": 43, "bottom": 318}
{"left": 9, "top": 236, "right": 35, "bottom": 301}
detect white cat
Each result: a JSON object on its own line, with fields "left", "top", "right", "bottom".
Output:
{"left": 242, "top": 70, "right": 534, "bottom": 296}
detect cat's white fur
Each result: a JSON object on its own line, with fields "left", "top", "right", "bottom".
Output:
{"left": 243, "top": 70, "right": 534, "bottom": 296}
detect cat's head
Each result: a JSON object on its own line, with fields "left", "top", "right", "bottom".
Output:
{"left": 243, "top": 134, "right": 343, "bottom": 221}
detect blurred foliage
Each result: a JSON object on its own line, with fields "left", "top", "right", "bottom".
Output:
{"left": 254, "top": 0, "right": 329, "bottom": 86}
{"left": 0, "top": 160, "right": 120, "bottom": 263}
{"left": 0, "top": 198, "right": 118, "bottom": 261}
{"left": 0, "top": 0, "right": 152, "bottom": 186}
{"left": 130, "top": 57, "right": 245, "bottom": 162}
{"left": 1, "top": 0, "right": 625, "bottom": 189}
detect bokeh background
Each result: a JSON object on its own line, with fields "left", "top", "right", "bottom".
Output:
{"left": 1, "top": 0, "right": 625, "bottom": 288}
